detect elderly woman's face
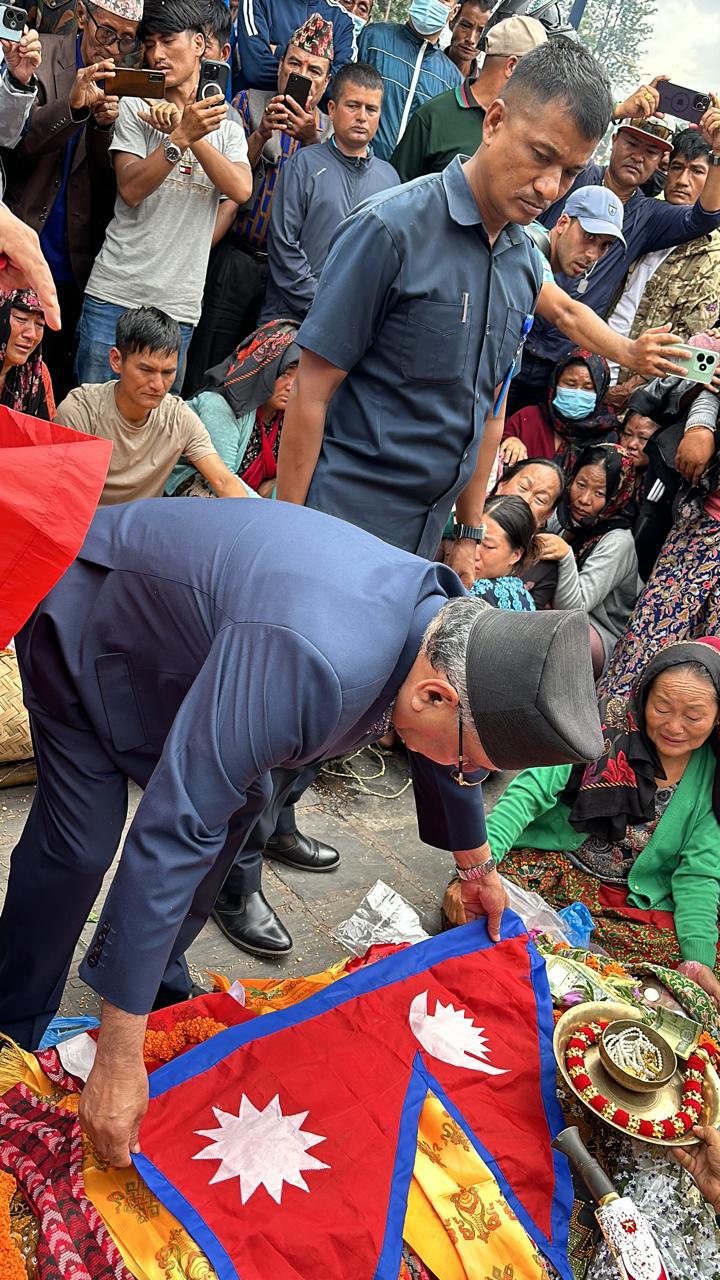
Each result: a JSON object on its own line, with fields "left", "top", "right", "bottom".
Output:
{"left": 645, "top": 669, "right": 719, "bottom": 761}
{"left": 6, "top": 307, "right": 45, "bottom": 367}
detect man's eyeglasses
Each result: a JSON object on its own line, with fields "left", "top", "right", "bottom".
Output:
{"left": 450, "top": 715, "right": 486, "bottom": 788}
{"left": 85, "top": 4, "right": 140, "bottom": 57}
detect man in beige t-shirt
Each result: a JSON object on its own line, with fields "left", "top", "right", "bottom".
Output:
{"left": 55, "top": 306, "right": 248, "bottom": 505}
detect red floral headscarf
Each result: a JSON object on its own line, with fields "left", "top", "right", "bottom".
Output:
{"left": 0, "top": 289, "right": 50, "bottom": 419}
{"left": 562, "top": 640, "right": 720, "bottom": 842}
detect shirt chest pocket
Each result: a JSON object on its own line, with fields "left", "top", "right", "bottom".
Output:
{"left": 400, "top": 300, "right": 472, "bottom": 384}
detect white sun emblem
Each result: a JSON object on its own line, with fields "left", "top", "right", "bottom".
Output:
{"left": 193, "top": 1094, "right": 329, "bottom": 1205}
{"left": 409, "top": 990, "right": 509, "bottom": 1075}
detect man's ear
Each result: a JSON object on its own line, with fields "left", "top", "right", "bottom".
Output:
{"left": 481, "top": 96, "right": 507, "bottom": 146}
{"left": 555, "top": 212, "right": 570, "bottom": 236}
{"left": 193, "top": 29, "right": 207, "bottom": 57}
{"left": 221, "top": 42, "right": 231, "bottom": 62}
{"left": 109, "top": 346, "right": 123, "bottom": 376}
{"left": 409, "top": 677, "right": 459, "bottom": 714}
{"left": 76, "top": 0, "right": 87, "bottom": 28}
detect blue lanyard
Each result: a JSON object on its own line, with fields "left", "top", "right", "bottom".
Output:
{"left": 493, "top": 312, "right": 534, "bottom": 416}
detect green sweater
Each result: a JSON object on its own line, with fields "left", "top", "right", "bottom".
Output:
{"left": 486, "top": 745, "right": 720, "bottom": 968}
{"left": 390, "top": 80, "right": 485, "bottom": 183}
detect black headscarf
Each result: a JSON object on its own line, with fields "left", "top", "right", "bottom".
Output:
{"left": 555, "top": 443, "right": 636, "bottom": 569}
{"left": 200, "top": 319, "right": 301, "bottom": 418}
{"left": 546, "top": 348, "right": 619, "bottom": 472}
{"left": 562, "top": 639, "right": 720, "bottom": 843}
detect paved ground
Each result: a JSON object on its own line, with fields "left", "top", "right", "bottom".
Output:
{"left": 0, "top": 747, "right": 507, "bottom": 1020}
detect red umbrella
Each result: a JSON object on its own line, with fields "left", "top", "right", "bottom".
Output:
{"left": 0, "top": 406, "right": 111, "bottom": 646}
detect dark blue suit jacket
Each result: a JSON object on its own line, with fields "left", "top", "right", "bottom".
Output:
{"left": 18, "top": 500, "right": 486, "bottom": 1013}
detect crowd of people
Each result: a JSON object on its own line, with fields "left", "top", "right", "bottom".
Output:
{"left": 1, "top": 0, "right": 720, "bottom": 1261}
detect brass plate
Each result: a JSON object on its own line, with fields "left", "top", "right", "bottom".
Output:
{"left": 553, "top": 1001, "right": 720, "bottom": 1147}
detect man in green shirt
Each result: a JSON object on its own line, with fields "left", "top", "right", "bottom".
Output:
{"left": 391, "top": 13, "right": 546, "bottom": 182}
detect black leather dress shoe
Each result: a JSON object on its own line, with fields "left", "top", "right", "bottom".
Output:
{"left": 264, "top": 829, "right": 340, "bottom": 872}
{"left": 211, "top": 889, "right": 293, "bottom": 957}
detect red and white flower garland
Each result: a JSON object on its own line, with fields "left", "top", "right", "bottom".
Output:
{"left": 564, "top": 1019, "right": 714, "bottom": 1141}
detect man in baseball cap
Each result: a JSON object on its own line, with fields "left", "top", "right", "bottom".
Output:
{"left": 391, "top": 13, "right": 546, "bottom": 180}
{"left": 525, "top": 184, "right": 625, "bottom": 291}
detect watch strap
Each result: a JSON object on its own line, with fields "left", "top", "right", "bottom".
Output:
{"left": 453, "top": 521, "right": 486, "bottom": 542}
{"left": 710, "top": 152, "right": 720, "bottom": 167}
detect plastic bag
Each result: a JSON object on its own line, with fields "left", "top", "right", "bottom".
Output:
{"left": 332, "top": 880, "right": 430, "bottom": 956}
{"left": 558, "top": 901, "right": 595, "bottom": 948}
{"left": 501, "top": 875, "right": 571, "bottom": 943}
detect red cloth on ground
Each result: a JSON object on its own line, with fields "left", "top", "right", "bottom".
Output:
{"left": 0, "top": 408, "right": 111, "bottom": 645}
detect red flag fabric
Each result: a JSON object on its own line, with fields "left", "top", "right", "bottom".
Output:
{"left": 137, "top": 916, "right": 572, "bottom": 1280}
{"left": 0, "top": 407, "right": 111, "bottom": 645}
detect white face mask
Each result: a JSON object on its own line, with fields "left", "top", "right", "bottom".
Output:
{"left": 438, "top": 20, "right": 452, "bottom": 48}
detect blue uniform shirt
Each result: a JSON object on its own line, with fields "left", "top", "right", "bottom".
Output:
{"left": 298, "top": 156, "right": 543, "bottom": 558}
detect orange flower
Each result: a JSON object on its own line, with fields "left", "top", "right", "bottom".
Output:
{"left": 0, "top": 1171, "right": 29, "bottom": 1280}
{"left": 144, "top": 1017, "right": 227, "bottom": 1065}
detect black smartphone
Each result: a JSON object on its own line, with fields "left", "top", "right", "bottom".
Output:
{"left": 197, "top": 58, "right": 230, "bottom": 101}
{"left": 656, "top": 80, "right": 711, "bottom": 124}
{"left": 111, "top": 67, "right": 165, "bottom": 98}
{"left": 283, "top": 71, "right": 312, "bottom": 111}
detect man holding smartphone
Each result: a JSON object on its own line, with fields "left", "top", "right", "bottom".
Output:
{"left": 183, "top": 12, "right": 333, "bottom": 393}
{"left": 1, "top": 0, "right": 140, "bottom": 399}
{"left": 75, "top": 0, "right": 252, "bottom": 392}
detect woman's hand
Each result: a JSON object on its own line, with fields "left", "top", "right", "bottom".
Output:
{"left": 678, "top": 960, "right": 720, "bottom": 1010}
{"left": 675, "top": 428, "right": 716, "bottom": 486}
{"left": 499, "top": 436, "right": 527, "bottom": 465}
{"left": 535, "top": 532, "right": 572, "bottom": 562}
{"left": 672, "top": 1126, "right": 720, "bottom": 1212}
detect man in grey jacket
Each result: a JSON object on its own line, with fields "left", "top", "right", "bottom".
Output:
{"left": 260, "top": 60, "right": 398, "bottom": 323}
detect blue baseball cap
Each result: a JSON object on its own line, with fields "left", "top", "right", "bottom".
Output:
{"left": 563, "top": 186, "right": 626, "bottom": 247}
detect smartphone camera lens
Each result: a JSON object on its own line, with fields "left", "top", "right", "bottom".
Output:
{"left": 694, "top": 94, "right": 711, "bottom": 112}
{"left": 4, "top": 7, "right": 21, "bottom": 27}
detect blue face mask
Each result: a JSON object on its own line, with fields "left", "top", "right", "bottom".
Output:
{"left": 409, "top": 0, "right": 451, "bottom": 37}
{"left": 349, "top": 11, "right": 366, "bottom": 34}
{"left": 552, "top": 387, "right": 597, "bottom": 421}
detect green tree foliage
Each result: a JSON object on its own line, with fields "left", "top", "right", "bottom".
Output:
{"left": 577, "top": 0, "right": 659, "bottom": 94}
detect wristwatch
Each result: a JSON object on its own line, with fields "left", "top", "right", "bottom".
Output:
{"left": 163, "top": 138, "right": 183, "bottom": 166}
{"left": 456, "top": 855, "right": 497, "bottom": 882}
{"left": 452, "top": 521, "right": 486, "bottom": 543}
{"left": 710, "top": 152, "right": 720, "bottom": 167}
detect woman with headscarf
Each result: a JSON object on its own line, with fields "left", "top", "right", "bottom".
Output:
{"left": 0, "top": 288, "right": 54, "bottom": 419}
{"left": 443, "top": 639, "right": 720, "bottom": 1007}
{"left": 536, "top": 443, "right": 639, "bottom": 676}
{"left": 166, "top": 320, "right": 300, "bottom": 498}
{"left": 601, "top": 334, "right": 720, "bottom": 701}
{"left": 500, "top": 348, "right": 618, "bottom": 474}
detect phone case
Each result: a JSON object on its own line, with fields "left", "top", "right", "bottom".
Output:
{"left": 111, "top": 68, "right": 166, "bottom": 99}
{"left": 656, "top": 81, "right": 710, "bottom": 125}
{"left": 197, "top": 60, "right": 230, "bottom": 101}
{"left": 685, "top": 346, "right": 719, "bottom": 386}
{"left": 0, "top": 4, "right": 27, "bottom": 41}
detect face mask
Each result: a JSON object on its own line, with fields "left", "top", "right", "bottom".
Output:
{"left": 349, "top": 11, "right": 366, "bottom": 34}
{"left": 409, "top": 0, "right": 451, "bottom": 37}
{"left": 438, "top": 20, "right": 452, "bottom": 48}
{"left": 552, "top": 387, "right": 597, "bottom": 421}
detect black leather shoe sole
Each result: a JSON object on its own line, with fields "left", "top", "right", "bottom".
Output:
{"left": 211, "top": 906, "right": 293, "bottom": 958}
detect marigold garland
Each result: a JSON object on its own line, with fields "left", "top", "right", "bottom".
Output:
{"left": 564, "top": 1019, "right": 718, "bottom": 1141}
{"left": 144, "top": 1016, "right": 228, "bottom": 1065}
{"left": 0, "top": 1170, "right": 28, "bottom": 1280}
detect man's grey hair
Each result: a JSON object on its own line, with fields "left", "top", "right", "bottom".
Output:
{"left": 421, "top": 597, "right": 490, "bottom": 728}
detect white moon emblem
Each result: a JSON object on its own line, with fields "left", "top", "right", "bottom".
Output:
{"left": 409, "top": 990, "right": 509, "bottom": 1074}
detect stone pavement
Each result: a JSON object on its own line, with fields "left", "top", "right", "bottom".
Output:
{"left": 0, "top": 748, "right": 506, "bottom": 1019}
